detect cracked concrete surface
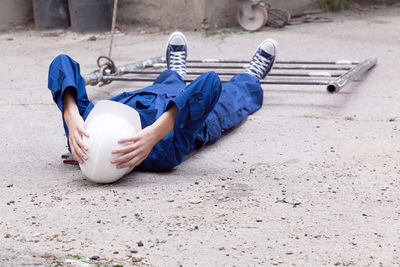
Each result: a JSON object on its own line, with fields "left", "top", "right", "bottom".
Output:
{"left": 0, "top": 6, "right": 399, "bottom": 266}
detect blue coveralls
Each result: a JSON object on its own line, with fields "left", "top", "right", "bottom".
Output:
{"left": 48, "top": 55, "right": 263, "bottom": 171}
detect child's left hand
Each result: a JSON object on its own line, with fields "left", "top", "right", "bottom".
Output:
{"left": 110, "top": 126, "right": 158, "bottom": 169}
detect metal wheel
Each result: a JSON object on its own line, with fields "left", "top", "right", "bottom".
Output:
{"left": 237, "top": 4, "right": 267, "bottom": 32}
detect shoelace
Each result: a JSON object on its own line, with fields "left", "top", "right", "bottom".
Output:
{"left": 246, "top": 52, "right": 271, "bottom": 78}
{"left": 170, "top": 51, "right": 186, "bottom": 77}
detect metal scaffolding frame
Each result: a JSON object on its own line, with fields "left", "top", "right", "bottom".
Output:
{"left": 84, "top": 56, "right": 377, "bottom": 94}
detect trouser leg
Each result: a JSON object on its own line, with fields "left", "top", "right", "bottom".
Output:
{"left": 48, "top": 54, "right": 94, "bottom": 145}
{"left": 202, "top": 73, "right": 263, "bottom": 144}
{"left": 173, "top": 71, "right": 222, "bottom": 157}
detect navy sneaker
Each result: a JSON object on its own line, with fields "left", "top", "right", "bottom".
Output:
{"left": 245, "top": 39, "right": 277, "bottom": 79}
{"left": 166, "top": 32, "right": 187, "bottom": 79}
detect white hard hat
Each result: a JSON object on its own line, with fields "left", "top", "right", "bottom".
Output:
{"left": 79, "top": 100, "right": 142, "bottom": 183}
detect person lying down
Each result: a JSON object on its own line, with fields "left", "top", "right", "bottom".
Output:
{"left": 48, "top": 32, "right": 277, "bottom": 183}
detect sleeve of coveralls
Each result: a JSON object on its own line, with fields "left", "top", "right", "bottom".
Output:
{"left": 48, "top": 54, "right": 87, "bottom": 113}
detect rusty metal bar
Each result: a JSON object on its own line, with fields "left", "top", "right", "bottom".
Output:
{"left": 108, "top": 0, "right": 119, "bottom": 58}
{"left": 326, "top": 57, "right": 377, "bottom": 93}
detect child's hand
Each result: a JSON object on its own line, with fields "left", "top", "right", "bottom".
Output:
{"left": 111, "top": 103, "right": 178, "bottom": 169}
{"left": 63, "top": 88, "right": 89, "bottom": 164}
{"left": 65, "top": 111, "right": 89, "bottom": 164}
{"left": 111, "top": 126, "right": 158, "bottom": 169}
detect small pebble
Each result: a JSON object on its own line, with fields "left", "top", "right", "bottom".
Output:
{"left": 130, "top": 250, "right": 138, "bottom": 253}
{"left": 137, "top": 240, "right": 144, "bottom": 247}
{"left": 188, "top": 198, "right": 202, "bottom": 204}
{"left": 89, "top": 256, "right": 100, "bottom": 260}
{"left": 132, "top": 256, "right": 142, "bottom": 262}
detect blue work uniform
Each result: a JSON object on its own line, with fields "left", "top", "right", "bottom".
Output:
{"left": 48, "top": 54, "right": 263, "bottom": 171}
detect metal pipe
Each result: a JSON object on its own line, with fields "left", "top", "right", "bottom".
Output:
{"left": 153, "top": 63, "right": 352, "bottom": 71}
{"left": 326, "top": 57, "right": 377, "bottom": 93}
{"left": 102, "top": 75, "right": 330, "bottom": 85}
{"left": 188, "top": 59, "right": 358, "bottom": 65}
{"left": 188, "top": 63, "right": 352, "bottom": 70}
{"left": 83, "top": 56, "right": 164, "bottom": 86}
{"left": 108, "top": 0, "right": 119, "bottom": 58}
{"left": 123, "top": 69, "right": 341, "bottom": 78}
{"left": 117, "top": 56, "right": 165, "bottom": 73}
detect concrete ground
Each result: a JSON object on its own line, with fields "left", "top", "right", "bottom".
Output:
{"left": 1, "top": 6, "right": 399, "bottom": 267}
